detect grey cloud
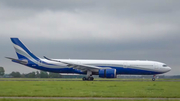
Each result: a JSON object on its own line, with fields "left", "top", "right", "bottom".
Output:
{"left": 1, "top": 0, "right": 180, "bottom": 11}
{"left": 1, "top": 0, "right": 180, "bottom": 20}
{"left": 0, "top": 0, "right": 97, "bottom": 10}
{"left": 0, "top": 10, "right": 178, "bottom": 43}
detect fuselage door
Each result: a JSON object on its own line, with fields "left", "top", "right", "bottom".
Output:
{"left": 154, "top": 63, "right": 159, "bottom": 70}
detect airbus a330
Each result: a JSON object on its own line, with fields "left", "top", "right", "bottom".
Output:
{"left": 6, "top": 38, "right": 171, "bottom": 81}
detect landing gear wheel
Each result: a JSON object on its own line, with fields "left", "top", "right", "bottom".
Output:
{"left": 91, "top": 77, "right": 94, "bottom": 81}
{"left": 82, "top": 77, "right": 94, "bottom": 81}
{"left": 82, "top": 77, "right": 87, "bottom": 81}
{"left": 152, "top": 78, "right": 155, "bottom": 81}
{"left": 88, "top": 77, "right": 91, "bottom": 81}
{"left": 152, "top": 75, "right": 156, "bottom": 81}
{"left": 88, "top": 77, "right": 94, "bottom": 81}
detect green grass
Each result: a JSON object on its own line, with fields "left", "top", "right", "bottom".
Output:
{"left": 0, "top": 80, "right": 179, "bottom": 98}
{"left": 0, "top": 78, "right": 81, "bottom": 81}
{"left": 0, "top": 99, "right": 180, "bottom": 101}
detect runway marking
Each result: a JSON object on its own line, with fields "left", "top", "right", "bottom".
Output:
{"left": 0, "top": 97, "right": 180, "bottom": 100}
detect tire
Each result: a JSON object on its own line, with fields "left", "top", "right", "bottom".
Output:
{"left": 88, "top": 77, "right": 91, "bottom": 81}
{"left": 152, "top": 78, "right": 155, "bottom": 81}
{"left": 82, "top": 77, "right": 87, "bottom": 81}
{"left": 91, "top": 77, "right": 94, "bottom": 81}
{"left": 88, "top": 77, "right": 94, "bottom": 81}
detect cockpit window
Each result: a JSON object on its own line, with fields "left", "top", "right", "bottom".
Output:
{"left": 163, "top": 65, "right": 167, "bottom": 67}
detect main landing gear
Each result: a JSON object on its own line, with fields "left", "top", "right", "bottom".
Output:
{"left": 82, "top": 71, "right": 94, "bottom": 81}
{"left": 82, "top": 76, "right": 94, "bottom": 81}
{"left": 152, "top": 75, "right": 156, "bottom": 81}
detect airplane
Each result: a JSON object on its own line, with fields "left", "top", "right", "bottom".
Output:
{"left": 6, "top": 38, "right": 171, "bottom": 81}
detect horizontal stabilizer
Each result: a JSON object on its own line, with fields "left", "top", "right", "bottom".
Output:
{"left": 6, "top": 57, "right": 28, "bottom": 65}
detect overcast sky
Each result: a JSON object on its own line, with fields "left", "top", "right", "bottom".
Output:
{"left": 0, "top": 0, "right": 179, "bottom": 75}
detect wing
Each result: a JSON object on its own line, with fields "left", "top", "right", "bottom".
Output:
{"left": 44, "top": 56, "right": 106, "bottom": 72}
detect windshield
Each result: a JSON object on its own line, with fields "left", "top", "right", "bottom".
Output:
{"left": 162, "top": 64, "right": 168, "bottom": 67}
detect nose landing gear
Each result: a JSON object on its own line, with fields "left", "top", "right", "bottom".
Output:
{"left": 152, "top": 75, "right": 156, "bottom": 81}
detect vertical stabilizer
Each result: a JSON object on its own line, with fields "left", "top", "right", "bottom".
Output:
{"left": 11, "top": 38, "right": 40, "bottom": 62}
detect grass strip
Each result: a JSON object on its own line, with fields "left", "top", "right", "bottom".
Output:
{"left": 0, "top": 81, "right": 179, "bottom": 98}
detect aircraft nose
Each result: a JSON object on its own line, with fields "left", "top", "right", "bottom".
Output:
{"left": 166, "top": 66, "right": 171, "bottom": 72}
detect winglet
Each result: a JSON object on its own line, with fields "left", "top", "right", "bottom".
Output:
{"left": 44, "top": 56, "right": 61, "bottom": 62}
{"left": 44, "top": 56, "right": 68, "bottom": 64}
{"left": 43, "top": 56, "right": 50, "bottom": 60}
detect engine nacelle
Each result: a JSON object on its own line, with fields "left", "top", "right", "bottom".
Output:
{"left": 99, "top": 69, "right": 117, "bottom": 78}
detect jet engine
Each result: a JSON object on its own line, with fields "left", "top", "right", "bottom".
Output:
{"left": 99, "top": 69, "right": 117, "bottom": 78}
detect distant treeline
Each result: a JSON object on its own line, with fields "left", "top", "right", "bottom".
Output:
{"left": 8, "top": 71, "right": 61, "bottom": 78}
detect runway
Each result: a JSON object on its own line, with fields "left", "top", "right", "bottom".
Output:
{"left": 0, "top": 97, "right": 180, "bottom": 100}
